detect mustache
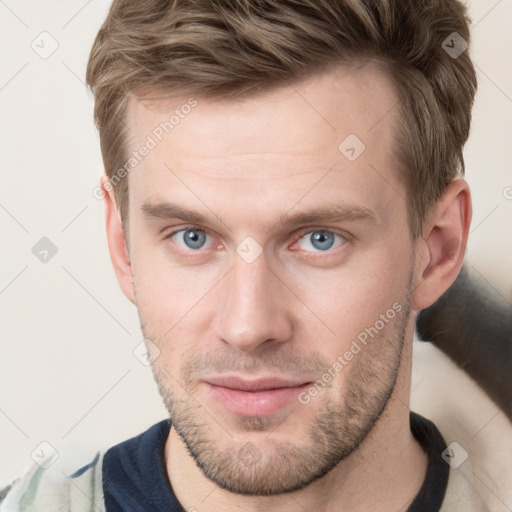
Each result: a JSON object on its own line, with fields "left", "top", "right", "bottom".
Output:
{"left": 181, "top": 348, "right": 331, "bottom": 382}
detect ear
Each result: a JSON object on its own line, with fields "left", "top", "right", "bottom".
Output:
{"left": 102, "top": 176, "right": 136, "bottom": 304}
{"left": 412, "top": 178, "right": 472, "bottom": 311}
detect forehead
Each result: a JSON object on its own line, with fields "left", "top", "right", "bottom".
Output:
{"left": 123, "top": 64, "right": 404, "bottom": 229}
{"left": 127, "top": 63, "right": 398, "bottom": 157}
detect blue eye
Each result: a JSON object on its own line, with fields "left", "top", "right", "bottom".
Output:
{"left": 297, "top": 230, "right": 345, "bottom": 252}
{"left": 167, "top": 227, "right": 346, "bottom": 255}
{"left": 170, "top": 228, "right": 212, "bottom": 251}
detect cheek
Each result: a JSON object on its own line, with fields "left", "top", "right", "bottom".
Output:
{"left": 132, "top": 243, "right": 212, "bottom": 317}
{"left": 290, "top": 245, "right": 412, "bottom": 353}
{"left": 132, "top": 254, "right": 220, "bottom": 369}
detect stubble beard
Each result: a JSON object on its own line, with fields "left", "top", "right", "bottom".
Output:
{"left": 141, "top": 279, "right": 412, "bottom": 496}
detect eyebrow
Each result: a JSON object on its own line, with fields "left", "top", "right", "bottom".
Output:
{"left": 141, "top": 200, "right": 376, "bottom": 233}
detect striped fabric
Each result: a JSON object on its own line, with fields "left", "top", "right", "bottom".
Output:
{"left": 0, "top": 451, "right": 105, "bottom": 511}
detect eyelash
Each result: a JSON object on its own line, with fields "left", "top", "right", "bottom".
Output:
{"left": 164, "top": 225, "right": 350, "bottom": 256}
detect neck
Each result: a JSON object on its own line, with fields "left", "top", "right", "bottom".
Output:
{"left": 165, "top": 335, "right": 427, "bottom": 512}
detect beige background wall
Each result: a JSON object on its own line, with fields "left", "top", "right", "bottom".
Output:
{"left": 1, "top": 0, "right": 511, "bottom": 484}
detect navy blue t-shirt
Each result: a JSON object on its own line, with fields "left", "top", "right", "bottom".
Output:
{"left": 102, "top": 412, "right": 449, "bottom": 511}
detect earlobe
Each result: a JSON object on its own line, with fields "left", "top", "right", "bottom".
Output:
{"left": 411, "top": 179, "right": 472, "bottom": 311}
{"left": 102, "top": 176, "right": 136, "bottom": 304}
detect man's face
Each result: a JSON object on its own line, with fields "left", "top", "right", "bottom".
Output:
{"left": 124, "top": 65, "right": 417, "bottom": 495}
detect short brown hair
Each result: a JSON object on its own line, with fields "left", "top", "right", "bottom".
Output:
{"left": 86, "top": 0, "right": 477, "bottom": 237}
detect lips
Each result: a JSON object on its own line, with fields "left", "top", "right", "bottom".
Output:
{"left": 205, "top": 376, "right": 309, "bottom": 392}
{"left": 203, "top": 376, "right": 312, "bottom": 416}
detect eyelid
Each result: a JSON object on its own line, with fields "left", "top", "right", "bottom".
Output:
{"left": 163, "top": 225, "right": 204, "bottom": 239}
{"left": 292, "top": 226, "right": 351, "bottom": 243}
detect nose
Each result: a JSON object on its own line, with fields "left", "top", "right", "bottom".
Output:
{"left": 212, "top": 250, "right": 294, "bottom": 353}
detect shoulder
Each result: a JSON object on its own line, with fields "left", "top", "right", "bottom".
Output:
{"left": 412, "top": 341, "right": 512, "bottom": 512}
{"left": 0, "top": 442, "right": 105, "bottom": 512}
{"left": 0, "top": 421, "right": 171, "bottom": 512}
